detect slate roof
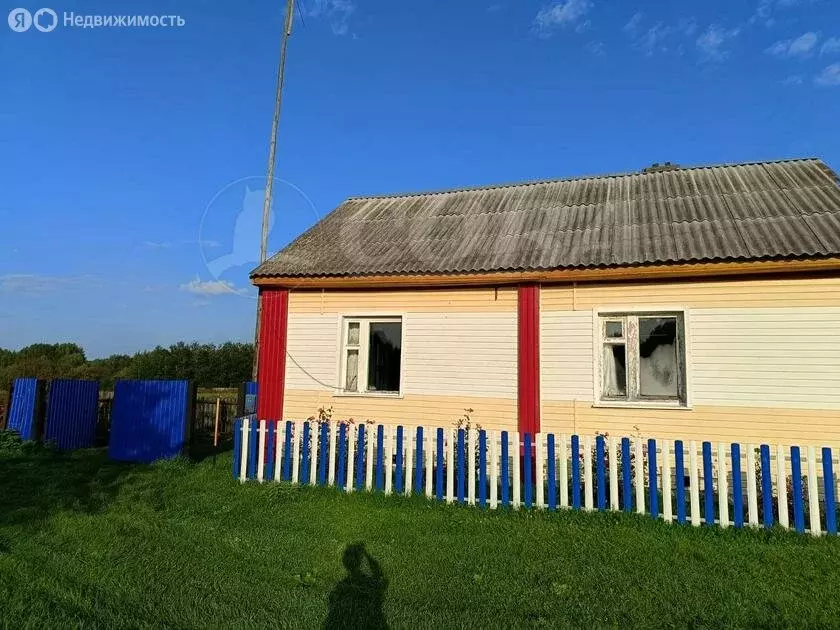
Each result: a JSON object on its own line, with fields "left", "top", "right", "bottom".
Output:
{"left": 251, "top": 158, "right": 840, "bottom": 279}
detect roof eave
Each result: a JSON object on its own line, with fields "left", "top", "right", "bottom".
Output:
{"left": 250, "top": 256, "right": 840, "bottom": 290}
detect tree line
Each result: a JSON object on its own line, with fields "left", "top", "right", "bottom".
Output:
{"left": 0, "top": 342, "right": 254, "bottom": 392}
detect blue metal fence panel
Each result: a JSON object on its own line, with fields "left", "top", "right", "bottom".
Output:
{"left": 6, "top": 378, "right": 40, "bottom": 440}
{"left": 44, "top": 379, "right": 100, "bottom": 450}
{"left": 108, "top": 380, "right": 192, "bottom": 462}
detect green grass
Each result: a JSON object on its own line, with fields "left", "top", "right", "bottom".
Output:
{"left": 2, "top": 436, "right": 840, "bottom": 629}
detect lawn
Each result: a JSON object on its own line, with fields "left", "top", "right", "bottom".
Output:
{"left": 2, "top": 435, "right": 840, "bottom": 628}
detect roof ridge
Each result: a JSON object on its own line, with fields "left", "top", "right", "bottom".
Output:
{"left": 345, "top": 157, "right": 822, "bottom": 202}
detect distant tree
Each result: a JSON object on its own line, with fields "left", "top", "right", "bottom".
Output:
{"left": 0, "top": 342, "right": 254, "bottom": 391}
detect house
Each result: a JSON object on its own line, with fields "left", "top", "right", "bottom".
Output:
{"left": 250, "top": 158, "right": 840, "bottom": 445}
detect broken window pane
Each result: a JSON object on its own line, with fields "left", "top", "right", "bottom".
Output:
{"left": 367, "top": 322, "right": 402, "bottom": 392}
{"left": 639, "top": 317, "right": 679, "bottom": 398}
{"left": 605, "top": 321, "right": 623, "bottom": 338}
{"left": 345, "top": 349, "right": 358, "bottom": 392}
{"left": 347, "top": 322, "right": 360, "bottom": 346}
{"left": 602, "top": 344, "right": 627, "bottom": 397}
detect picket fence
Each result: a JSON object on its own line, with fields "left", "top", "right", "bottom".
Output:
{"left": 233, "top": 418, "right": 839, "bottom": 536}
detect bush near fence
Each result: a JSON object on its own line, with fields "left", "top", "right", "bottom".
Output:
{"left": 235, "top": 418, "right": 840, "bottom": 536}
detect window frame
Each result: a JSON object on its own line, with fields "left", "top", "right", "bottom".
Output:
{"left": 592, "top": 307, "right": 692, "bottom": 410}
{"left": 336, "top": 314, "right": 405, "bottom": 398}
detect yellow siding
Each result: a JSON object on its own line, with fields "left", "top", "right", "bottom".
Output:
{"left": 542, "top": 401, "right": 840, "bottom": 446}
{"left": 289, "top": 287, "right": 517, "bottom": 314}
{"left": 541, "top": 276, "right": 840, "bottom": 312}
{"left": 284, "top": 389, "right": 516, "bottom": 432}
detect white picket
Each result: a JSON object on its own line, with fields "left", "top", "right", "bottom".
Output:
{"left": 559, "top": 434, "right": 569, "bottom": 508}
{"left": 468, "top": 428, "right": 476, "bottom": 506}
{"left": 365, "top": 426, "right": 375, "bottom": 491}
{"left": 385, "top": 425, "right": 394, "bottom": 495}
{"left": 404, "top": 430, "right": 413, "bottom": 495}
{"left": 346, "top": 424, "right": 356, "bottom": 493}
{"left": 239, "top": 418, "right": 249, "bottom": 482}
{"left": 662, "top": 440, "right": 672, "bottom": 522}
{"left": 425, "top": 428, "right": 434, "bottom": 497}
{"left": 536, "top": 433, "right": 545, "bottom": 509}
{"left": 584, "top": 436, "right": 594, "bottom": 511}
{"left": 608, "top": 436, "right": 619, "bottom": 511}
{"left": 291, "top": 421, "right": 302, "bottom": 484}
{"left": 445, "top": 429, "right": 455, "bottom": 503}
{"left": 746, "top": 444, "right": 758, "bottom": 527}
{"left": 490, "top": 431, "right": 499, "bottom": 509}
{"left": 635, "top": 438, "right": 645, "bottom": 515}
{"left": 689, "top": 440, "right": 700, "bottom": 526}
{"left": 275, "top": 422, "right": 284, "bottom": 481}
{"left": 807, "top": 446, "right": 821, "bottom": 535}
{"left": 256, "top": 420, "right": 266, "bottom": 482}
{"left": 309, "top": 422, "right": 319, "bottom": 486}
{"left": 717, "top": 442, "right": 729, "bottom": 528}
{"left": 777, "top": 444, "right": 789, "bottom": 529}
{"left": 512, "top": 431, "right": 521, "bottom": 509}
{"left": 328, "top": 422, "right": 337, "bottom": 486}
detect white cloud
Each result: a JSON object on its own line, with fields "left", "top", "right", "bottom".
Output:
{"left": 781, "top": 74, "right": 804, "bottom": 85}
{"left": 534, "top": 0, "right": 593, "bottom": 36}
{"left": 180, "top": 277, "right": 243, "bottom": 296}
{"left": 815, "top": 62, "right": 840, "bottom": 86}
{"left": 142, "top": 239, "right": 220, "bottom": 250}
{"left": 821, "top": 37, "right": 840, "bottom": 56}
{"left": 0, "top": 274, "right": 98, "bottom": 294}
{"left": 623, "top": 12, "right": 642, "bottom": 34}
{"left": 624, "top": 15, "right": 698, "bottom": 56}
{"left": 585, "top": 40, "right": 606, "bottom": 56}
{"left": 766, "top": 32, "right": 819, "bottom": 58}
{"left": 305, "top": 0, "right": 356, "bottom": 36}
{"left": 143, "top": 240, "right": 172, "bottom": 249}
{"left": 696, "top": 25, "right": 741, "bottom": 61}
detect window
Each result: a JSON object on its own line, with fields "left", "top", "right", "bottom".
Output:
{"left": 341, "top": 317, "right": 402, "bottom": 394}
{"left": 597, "top": 312, "right": 687, "bottom": 406}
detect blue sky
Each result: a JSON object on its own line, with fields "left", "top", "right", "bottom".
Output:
{"left": 1, "top": 0, "right": 838, "bottom": 357}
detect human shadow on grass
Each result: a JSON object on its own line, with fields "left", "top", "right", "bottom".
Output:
{"left": 324, "top": 542, "right": 388, "bottom": 630}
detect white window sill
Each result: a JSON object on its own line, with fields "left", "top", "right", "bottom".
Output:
{"left": 592, "top": 401, "right": 693, "bottom": 411}
{"left": 333, "top": 391, "right": 404, "bottom": 400}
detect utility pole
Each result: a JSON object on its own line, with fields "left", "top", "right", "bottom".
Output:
{"left": 253, "top": 0, "right": 295, "bottom": 381}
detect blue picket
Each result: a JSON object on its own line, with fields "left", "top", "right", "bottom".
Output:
{"left": 760, "top": 444, "right": 773, "bottom": 528}
{"left": 318, "top": 422, "right": 329, "bottom": 486}
{"left": 703, "top": 442, "right": 714, "bottom": 525}
{"left": 596, "top": 435, "right": 606, "bottom": 510}
{"left": 822, "top": 447, "right": 837, "bottom": 535}
{"left": 355, "top": 424, "right": 366, "bottom": 491}
{"left": 791, "top": 446, "right": 804, "bottom": 533}
{"left": 415, "top": 426, "right": 424, "bottom": 494}
{"left": 300, "top": 422, "right": 311, "bottom": 484}
{"left": 265, "top": 421, "right": 276, "bottom": 482}
{"left": 648, "top": 438, "right": 659, "bottom": 519}
{"left": 232, "top": 418, "right": 242, "bottom": 479}
{"left": 457, "top": 429, "right": 466, "bottom": 504}
{"left": 479, "top": 430, "right": 488, "bottom": 508}
{"left": 675, "top": 440, "right": 686, "bottom": 524}
{"left": 375, "top": 425, "right": 384, "bottom": 492}
{"left": 436, "top": 428, "right": 444, "bottom": 501}
{"left": 247, "top": 420, "right": 259, "bottom": 481}
{"left": 524, "top": 433, "right": 533, "bottom": 508}
{"left": 732, "top": 443, "right": 744, "bottom": 528}
{"left": 622, "top": 437, "right": 632, "bottom": 513}
{"left": 395, "top": 426, "right": 404, "bottom": 494}
{"left": 547, "top": 434, "right": 557, "bottom": 511}
{"left": 337, "top": 423, "right": 347, "bottom": 489}
{"left": 501, "top": 431, "right": 510, "bottom": 507}
{"left": 283, "top": 421, "right": 293, "bottom": 481}
{"left": 571, "top": 435, "right": 581, "bottom": 510}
